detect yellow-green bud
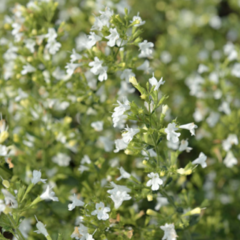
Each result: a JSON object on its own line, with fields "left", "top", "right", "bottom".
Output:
{"left": 162, "top": 105, "right": 169, "bottom": 114}
{"left": 129, "top": 76, "right": 138, "bottom": 85}
{"left": 147, "top": 194, "right": 153, "bottom": 201}
{"left": 146, "top": 209, "right": 157, "bottom": 216}
{"left": 2, "top": 180, "right": 10, "bottom": 188}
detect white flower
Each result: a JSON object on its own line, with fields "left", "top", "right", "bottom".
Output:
{"left": 137, "top": 60, "right": 152, "bottom": 73}
{"left": 223, "top": 151, "right": 238, "bottom": 168}
{"left": 155, "top": 194, "right": 168, "bottom": 211}
{"left": 165, "top": 123, "right": 181, "bottom": 143}
{"left": 167, "top": 140, "right": 179, "bottom": 150}
{"left": 179, "top": 140, "right": 192, "bottom": 152}
{"left": 130, "top": 13, "right": 145, "bottom": 27}
{"left": 97, "top": 66, "right": 108, "bottom": 81}
{"left": 65, "top": 62, "right": 81, "bottom": 76}
{"left": 118, "top": 81, "right": 135, "bottom": 96}
{"left": 209, "top": 72, "right": 219, "bottom": 83}
{"left": 52, "top": 153, "right": 71, "bottom": 166}
{"left": 91, "top": 121, "right": 103, "bottom": 131}
{"left": 25, "top": 39, "right": 36, "bottom": 53}
{"left": 160, "top": 223, "right": 177, "bottom": 240}
{"left": 112, "top": 98, "right": 130, "bottom": 128}
{"left": 86, "top": 32, "right": 102, "bottom": 49}
{"left": 78, "top": 165, "right": 89, "bottom": 173}
{"left": 87, "top": 52, "right": 101, "bottom": 70}
{"left": 46, "top": 39, "right": 61, "bottom": 55}
{"left": 120, "top": 69, "right": 135, "bottom": 81}
{"left": 192, "top": 152, "right": 207, "bottom": 168}
{"left": 114, "top": 139, "right": 128, "bottom": 153}
{"left": 71, "top": 224, "right": 93, "bottom": 240}
{"left": 70, "top": 49, "right": 82, "bottom": 62}
{"left": 0, "top": 144, "right": 8, "bottom": 156}
{"left": 162, "top": 105, "right": 169, "bottom": 115}
{"left": 40, "top": 185, "right": 59, "bottom": 201}
{"left": 142, "top": 148, "right": 157, "bottom": 159}
{"left": 138, "top": 40, "right": 154, "bottom": 58}
{"left": 122, "top": 126, "right": 139, "bottom": 143}
{"left": 179, "top": 123, "right": 198, "bottom": 136}
{"left": 21, "top": 64, "right": 36, "bottom": 75}
{"left": 224, "top": 42, "right": 238, "bottom": 61}
{"left": 0, "top": 200, "right": 6, "bottom": 214}
{"left": 107, "top": 182, "right": 131, "bottom": 209}
{"left": 231, "top": 63, "right": 240, "bottom": 78}
{"left": 15, "top": 88, "right": 28, "bottom": 102}
{"left": 68, "top": 194, "right": 84, "bottom": 211}
{"left": 89, "top": 57, "right": 108, "bottom": 81}
{"left": 105, "top": 28, "right": 120, "bottom": 47}
{"left": 91, "top": 202, "right": 110, "bottom": 220}
{"left": 52, "top": 67, "right": 66, "bottom": 80}
{"left": 81, "top": 155, "right": 91, "bottom": 164}
{"left": 1, "top": 189, "right": 18, "bottom": 208}
{"left": 209, "top": 15, "right": 222, "bottom": 29}
{"left": 31, "top": 170, "right": 47, "bottom": 185}
{"left": 85, "top": 233, "right": 95, "bottom": 240}
{"left": 197, "top": 64, "right": 209, "bottom": 74}
{"left": 206, "top": 112, "right": 220, "bottom": 127}
{"left": 17, "top": 218, "right": 31, "bottom": 239}
{"left": 117, "top": 167, "right": 131, "bottom": 181}
{"left": 99, "top": 136, "right": 113, "bottom": 152}
{"left": 146, "top": 172, "right": 163, "bottom": 191}
{"left": 218, "top": 101, "right": 231, "bottom": 115}
{"left": 91, "top": 7, "right": 113, "bottom": 31}
{"left": 222, "top": 134, "right": 238, "bottom": 151}
{"left": 45, "top": 28, "right": 57, "bottom": 41}
{"left": 149, "top": 73, "right": 165, "bottom": 91}
{"left": 35, "top": 219, "right": 48, "bottom": 237}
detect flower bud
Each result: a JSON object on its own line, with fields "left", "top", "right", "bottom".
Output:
{"left": 2, "top": 179, "right": 10, "bottom": 188}
{"left": 160, "top": 171, "right": 165, "bottom": 177}
{"left": 147, "top": 194, "right": 153, "bottom": 201}
{"left": 0, "top": 131, "right": 9, "bottom": 144}
{"left": 162, "top": 105, "right": 168, "bottom": 114}
{"left": 129, "top": 76, "right": 138, "bottom": 86}
{"left": 146, "top": 209, "right": 157, "bottom": 216}
{"left": 142, "top": 160, "right": 147, "bottom": 165}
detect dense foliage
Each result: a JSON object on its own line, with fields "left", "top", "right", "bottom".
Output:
{"left": 0, "top": 0, "right": 239, "bottom": 239}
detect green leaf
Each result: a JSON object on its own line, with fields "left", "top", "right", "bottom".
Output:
{"left": 0, "top": 214, "right": 12, "bottom": 228}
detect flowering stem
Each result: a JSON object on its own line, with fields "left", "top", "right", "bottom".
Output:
{"left": 30, "top": 196, "right": 42, "bottom": 207}
{"left": 21, "top": 183, "right": 34, "bottom": 202}
{"left": 6, "top": 215, "right": 25, "bottom": 240}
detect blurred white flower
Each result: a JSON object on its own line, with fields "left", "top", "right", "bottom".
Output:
{"left": 107, "top": 182, "right": 131, "bottom": 209}
{"left": 105, "top": 28, "right": 120, "bottom": 47}
{"left": 222, "top": 134, "right": 238, "bottom": 151}
{"left": 117, "top": 167, "right": 131, "bottom": 181}
{"left": 149, "top": 73, "right": 165, "bottom": 91}
{"left": 192, "top": 152, "right": 207, "bottom": 168}
{"left": 138, "top": 40, "right": 154, "bottom": 58}
{"left": 52, "top": 153, "right": 71, "bottom": 166}
{"left": 223, "top": 151, "right": 238, "bottom": 168}
{"left": 165, "top": 123, "right": 180, "bottom": 143}
{"left": 40, "top": 185, "right": 58, "bottom": 201}
{"left": 91, "top": 202, "right": 110, "bottom": 220}
{"left": 31, "top": 170, "right": 47, "bottom": 185}
{"left": 179, "top": 122, "right": 198, "bottom": 136}
{"left": 160, "top": 223, "right": 177, "bottom": 240}
{"left": 68, "top": 194, "right": 84, "bottom": 211}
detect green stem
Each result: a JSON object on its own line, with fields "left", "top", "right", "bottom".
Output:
{"left": 6, "top": 215, "right": 25, "bottom": 240}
